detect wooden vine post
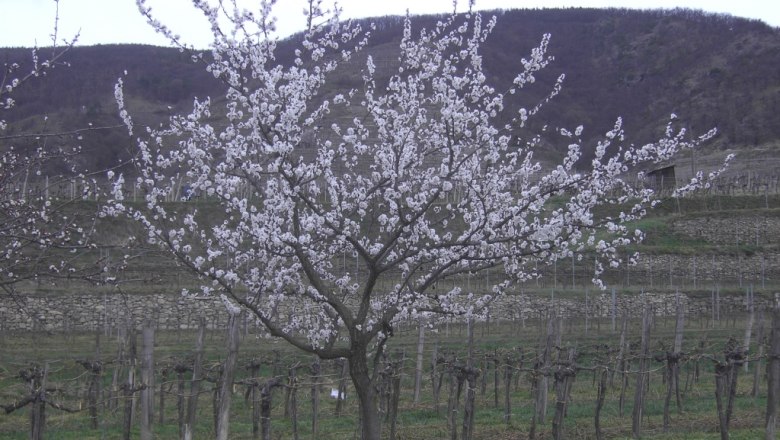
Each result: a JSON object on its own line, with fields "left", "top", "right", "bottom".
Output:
{"left": 140, "top": 322, "right": 155, "bottom": 440}
{"left": 632, "top": 306, "right": 652, "bottom": 439}
{"left": 414, "top": 319, "right": 425, "bottom": 404}
{"left": 594, "top": 367, "right": 608, "bottom": 440}
{"left": 184, "top": 318, "right": 206, "bottom": 440}
{"left": 287, "top": 362, "right": 301, "bottom": 440}
{"left": 431, "top": 342, "right": 442, "bottom": 414}
{"left": 660, "top": 297, "right": 686, "bottom": 432}
{"left": 173, "top": 359, "right": 190, "bottom": 438}
{"left": 714, "top": 338, "right": 746, "bottom": 440}
{"left": 1, "top": 363, "right": 77, "bottom": 440}
{"left": 334, "top": 358, "right": 349, "bottom": 416}
{"left": 76, "top": 359, "right": 103, "bottom": 430}
{"left": 260, "top": 378, "right": 283, "bottom": 440}
{"left": 310, "top": 358, "right": 321, "bottom": 438}
{"left": 245, "top": 358, "right": 262, "bottom": 439}
{"left": 122, "top": 327, "right": 138, "bottom": 440}
{"left": 503, "top": 352, "right": 514, "bottom": 425}
{"left": 215, "top": 312, "right": 241, "bottom": 440}
{"left": 753, "top": 311, "right": 766, "bottom": 398}
{"left": 460, "top": 365, "right": 479, "bottom": 440}
{"left": 552, "top": 348, "right": 577, "bottom": 440}
{"left": 766, "top": 306, "right": 780, "bottom": 440}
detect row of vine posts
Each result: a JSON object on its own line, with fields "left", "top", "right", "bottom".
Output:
{"left": 4, "top": 299, "right": 780, "bottom": 439}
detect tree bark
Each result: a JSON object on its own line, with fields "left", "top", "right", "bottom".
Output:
{"left": 349, "top": 347, "right": 381, "bottom": 440}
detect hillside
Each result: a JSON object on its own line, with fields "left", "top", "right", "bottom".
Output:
{"left": 1, "top": 7, "right": 779, "bottom": 176}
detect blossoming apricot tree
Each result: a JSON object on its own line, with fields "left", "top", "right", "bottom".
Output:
{"left": 110, "top": 1, "right": 723, "bottom": 436}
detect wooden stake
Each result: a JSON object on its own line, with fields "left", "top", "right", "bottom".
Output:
{"left": 215, "top": 313, "right": 241, "bottom": 440}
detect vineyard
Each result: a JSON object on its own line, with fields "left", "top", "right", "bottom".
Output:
{"left": 1, "top": 187, "right": 778, "bottom": 439}
{"left": 2, "top": 295, "right": 779, "bottom": 439}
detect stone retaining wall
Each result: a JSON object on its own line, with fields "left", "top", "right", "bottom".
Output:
{"left": 520, "top": 252, "right": 778, "bottom": 289}
{"left": 1, "top": 289, "right": 775, "bottom": 332}
{"left": 671, "top": 211, "right": 780, "bottom": 246}
{"left": 632, "top": 252, "right": 779, "bottom": 285}
{"left": 0, "top": 292, "right": 227, "bottom": 332}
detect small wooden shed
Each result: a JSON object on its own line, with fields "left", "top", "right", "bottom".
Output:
{"left": 646, "top": 165, "right": 676, "bottom": 192}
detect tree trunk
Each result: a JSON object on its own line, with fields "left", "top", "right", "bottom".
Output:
{"left": 349, "top": 349, "right": 381, "bottom": 440}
